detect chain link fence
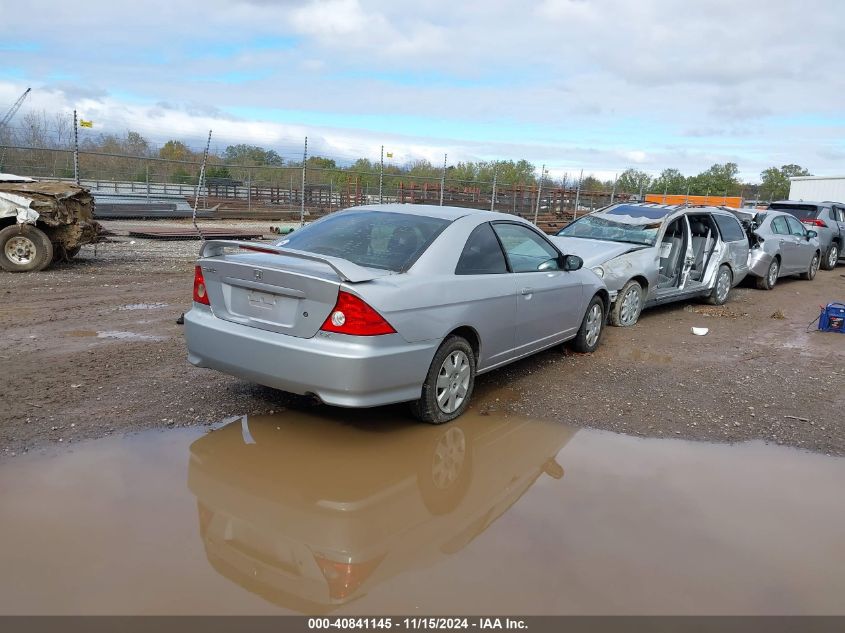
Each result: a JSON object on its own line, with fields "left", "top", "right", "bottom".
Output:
{"left": 0, "top": 141, "right": 630, "bottom": 231}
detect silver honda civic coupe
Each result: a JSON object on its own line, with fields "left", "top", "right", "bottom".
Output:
{"left": 184, "top": 204, "right": 608, "bottom": 423}
{"left": 742, "top": 209, "right": 821, "bottom": 289}
{"left": 550, "top": 203, "right": 750, "bottom": 327}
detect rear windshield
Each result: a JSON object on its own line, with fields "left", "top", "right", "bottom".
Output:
{"left": 769, "top": 203, "right": 819, "bottom": 221}
{"left": 275, "top": 211, "right": 450, "bottom": 272}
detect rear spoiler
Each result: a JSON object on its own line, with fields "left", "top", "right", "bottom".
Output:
{"left": 198, "top": 240, "right": 390, "bottom": 283}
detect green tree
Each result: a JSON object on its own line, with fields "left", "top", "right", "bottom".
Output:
{"left": 223, "top": 144, "right": 284, "bottom": 166}
{"left": 307, "top": 156, "right": 337, "bottom": 169}
{"left": 581, "top": 175, "right": 604, "bottom": 192}
{"left": 759, "top": 164, "right": 811, "bottom": 201}
{"left": 651, "top": 168, "right": 687, "bottom": 195}
{"left": 616, "top": 168, "right": 652, "bottom": 194}
{"left": 205, "top": 165, "right": 232, "bottom": 179}
{"left": 688, "top": 162, "right": 741, "bottom": 196}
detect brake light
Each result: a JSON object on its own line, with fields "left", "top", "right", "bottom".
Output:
{"left": 320, "top": 291, "right": 395, "bottom": 336}
{"left": 313, "top": 555, "right": 384, "bottom": 601}
{"left": 802, "top": 218, "right": 827, "bottom": 228}
{"left": 193, "top": 265, "right": 210, "bottom": 305}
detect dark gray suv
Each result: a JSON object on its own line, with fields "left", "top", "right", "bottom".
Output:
{"left": 768, "top": 201, "right": 845, "bottom": 270}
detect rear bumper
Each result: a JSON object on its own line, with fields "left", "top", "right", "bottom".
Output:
{"left": 184, "top": 306, "right": 438, "bottom": 407}
{"left": 747, "top": 249, "right": 774, "bottom": 278}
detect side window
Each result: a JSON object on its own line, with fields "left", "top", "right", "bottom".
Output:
{"left": 836, "top": 207, "right": 845, "bottom": 222}
{"left": 455, "top": 223, "right": 508, "bottom": 275}
{"left": 492, "top": 223, "right": 560, "bottom": 273}
{"left": 771, "top": 216, "right": 790, "bottom": 235}
{"left": 712, "top": 214, "right": 745, "bottom": 242}
{"left": 785, "top": 216, "right": 806, "bottom": 237}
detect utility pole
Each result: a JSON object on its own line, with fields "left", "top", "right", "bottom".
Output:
{"left": 301, "top": 136, "right": 307, "bottom": 226}
{"left": 490, "top": 165, "right": 498, "bottom": 212}
{"left": 379, "top": 145, "right": 384, "bottom": 204}
{"left": 610, "top": 173, "right": 617, "bottom": 205}
{"left": 573, "top": 169, "right": 583, "bottom": 219}
{"left": 533, "top": 164, "right": 545, "bottom": 224}
{"left": 72, "top": 110, "right": 80, "bottom": 185}
{"left": 439, "top": 153, "right": 447, "bottom": 206}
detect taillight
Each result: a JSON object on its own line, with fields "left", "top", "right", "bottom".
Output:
{"left": 802, "top": 218, "right": 827, "bottom": 228}
{"left": 320, "top": 291, "right": 395, "bottom": 336}
{"left": 313, "top": 555, "right": 383, "bottom": 601}
{"left": 193, "top": 265, "right": 210, "bottom": 305}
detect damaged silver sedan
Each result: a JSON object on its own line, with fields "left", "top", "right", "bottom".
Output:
{"left": 741, "top": 210, "right": 821, "bottom": 289}
{"left": 551, "top": 203, "right": 749, "bottom": 326}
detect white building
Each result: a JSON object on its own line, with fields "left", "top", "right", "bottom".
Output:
{"left": 788, "top": 175, "right": 845, "bottom": 202}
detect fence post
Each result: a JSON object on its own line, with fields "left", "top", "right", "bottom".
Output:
{"left": 574, "top": 169, "right": 583, "bottom": 219}
{"left": 301, "top": 136, "right": 307, "bottom": 226}
{"left": 247, "top": 168, "right": 252, "bottom": 212}
{"left": 533, "top": 164, "right": 545, "bottom": 224}
{"left": 72, "top": 110, "right": 80, "bottom": 185}
{"left": 440, "top": 153, "right": 447, "bottom": 206}
{"left": 379, "top": 145, "right": 384, "bottom": 204}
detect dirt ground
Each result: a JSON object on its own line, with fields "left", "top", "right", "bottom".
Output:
{"left": 2, "top": 220, "right": 843, "bottom": 458}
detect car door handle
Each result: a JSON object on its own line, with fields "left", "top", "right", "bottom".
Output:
{"left": 520, "top": 287, "right": 532, "bottom": 295}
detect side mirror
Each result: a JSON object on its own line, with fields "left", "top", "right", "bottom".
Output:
{"left": 561, "top": 254, "right": 583, "bottom": 271}
{"left": 806, "top": 230, "right": 818, "bottom": 240}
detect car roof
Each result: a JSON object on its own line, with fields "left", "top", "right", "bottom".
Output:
{"left": 770, "top": 200, "right": 831, "bottom": 207}
{"left": 342, "top": 203, "right": 526, "bottom": 223}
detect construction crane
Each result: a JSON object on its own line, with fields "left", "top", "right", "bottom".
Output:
{"left": 0, "top": 87, "right": 31, "bottom": 129}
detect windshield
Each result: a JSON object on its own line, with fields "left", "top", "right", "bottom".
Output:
{"left": 274, "top": 211, "right": 450, "bottom": 272}
{"left": 556, "top": 213, "right": 661, "bottom": 246}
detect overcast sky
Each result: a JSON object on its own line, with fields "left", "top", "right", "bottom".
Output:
{"left": 1, "top": 0, "right": 843, "bottom": 181}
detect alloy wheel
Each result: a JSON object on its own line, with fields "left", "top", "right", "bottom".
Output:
{"left": 619, "top": 286, "right": 641, "bottom": 325}
{"left": 585, "top": 303, "right": 602, "bottom": 348}
{"left": 717, "top": 269, "right": 731, "bottom": 302}
{"left": 435, "top": 350, "right": 471, "bottom": 414}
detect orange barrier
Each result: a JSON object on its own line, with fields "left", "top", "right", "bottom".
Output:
{"left": 645, "top": 194, "right": 742, "bottom": 208}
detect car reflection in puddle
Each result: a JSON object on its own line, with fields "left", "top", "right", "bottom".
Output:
{"left": 187, "top": 408, "right": 574, "bottom": 613}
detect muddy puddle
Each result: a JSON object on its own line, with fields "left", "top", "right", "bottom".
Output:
{"left": 1, "top": 407, "right": 844, "bottom": 615}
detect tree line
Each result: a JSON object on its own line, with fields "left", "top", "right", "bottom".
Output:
{"left": 0, "top": 112, "right": 810, "bottom": 199}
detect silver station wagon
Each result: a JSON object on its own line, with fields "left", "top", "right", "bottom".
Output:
{"left": 551, "top": 203, "right": 749, "bottom": 326}
{"left": 184, "top": 204, "right": 608, "bottom": 423}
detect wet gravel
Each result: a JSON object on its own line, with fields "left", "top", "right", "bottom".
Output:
{"left": 1, "top": 220, "right": 843, "bottom": 458}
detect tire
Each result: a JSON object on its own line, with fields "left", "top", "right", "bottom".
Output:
{"left": 0, "top": 225, "right": 53, "bottom": 272}
{"left": 411, "top": 336, "right": 476, "bottom": 424}
{"left": 572, "top": 295, "right": 605, "bottom": 353}
{"left": 821, "top": 243, "right": 839, "bottom": 271}
{"left": 756, "top": 257, "right": 779, "bottom": 290}
{"left": 610, "top": 279, "right": 643, "bottom": 327}
{"left": 706, "top": 264, "right": 732, "bottom": 305}
{"left": 800, "top": 251, "right": 820, "bottom": 281}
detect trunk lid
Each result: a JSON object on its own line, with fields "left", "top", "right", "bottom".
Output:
{"left": 197, "top": 241, "right": 392, "bottom": 338}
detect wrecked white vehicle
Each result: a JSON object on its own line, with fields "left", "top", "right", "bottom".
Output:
{"left": 0, "top": 174, "right": 101, "bottom": 272}
{"left": 550, "top": 203, "right": 749, "bottom": 326}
